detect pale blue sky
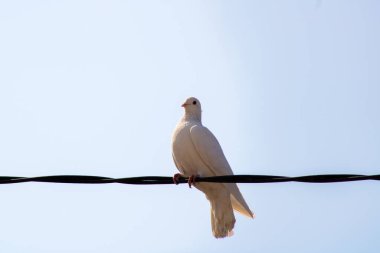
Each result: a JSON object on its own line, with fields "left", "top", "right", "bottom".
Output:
{"left": 0, "top": 1, "right": 379, "bottom": 252}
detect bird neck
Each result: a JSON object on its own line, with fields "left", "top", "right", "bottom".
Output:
{"left": 183, "top": 111, "right": 202, "bottom": 123}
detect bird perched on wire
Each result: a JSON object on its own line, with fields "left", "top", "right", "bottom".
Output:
{"left": 172, "top": 97, "right": 254, "bottom": 238}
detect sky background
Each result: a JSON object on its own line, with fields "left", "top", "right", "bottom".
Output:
{"left": 0, "top": 0, "right": 379, "bottom": 252}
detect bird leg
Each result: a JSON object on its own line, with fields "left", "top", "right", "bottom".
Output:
{"left": 188, "top": 175, "right": 197, "bottom": 188}
{"left": 173, "top": 173, "right": 198, "bottom": 188}
{"left": 173, "top": 173, "right": 183, "bottom": 185}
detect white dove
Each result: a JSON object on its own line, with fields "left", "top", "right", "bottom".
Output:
{"left": 171, "top": 97, "right": 254, "bottom": 238}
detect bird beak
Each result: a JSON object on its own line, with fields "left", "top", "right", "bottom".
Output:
{"left": 181, "top": 103, "right": 187, "bottom": 107}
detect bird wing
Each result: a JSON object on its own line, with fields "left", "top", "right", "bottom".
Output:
{"left": 189, "top": 125, "right": 254, "bottom": 218}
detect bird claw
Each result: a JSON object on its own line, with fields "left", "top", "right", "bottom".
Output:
{"left": 188, "top": 175, "right": 197, "bottom": 188}
{"left": 173, "top": 173, "right": 182, "bottom": 185}
{"left": 173, "top": 174, "right": 198, "bottom": 188}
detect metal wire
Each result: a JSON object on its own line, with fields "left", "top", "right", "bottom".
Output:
{"left": 0, "top": 174, "right": 379, "bottom": 185}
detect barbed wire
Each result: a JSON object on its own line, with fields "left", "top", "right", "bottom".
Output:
{"left": 0, "top": 174, "right": 379, "bottom": 185}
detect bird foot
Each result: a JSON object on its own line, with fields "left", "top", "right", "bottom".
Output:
{"left": 173, "top": 174, "right": 198, "bottom": 188}
{"left": 188, "top": 175, "right": 198, "bottom": 188}
{"left": 173, "top": 173, "right": 183, "bottom": 185}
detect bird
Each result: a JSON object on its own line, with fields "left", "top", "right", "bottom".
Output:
{"left": 171, "top": 97, "right": 254, "bottom": 238}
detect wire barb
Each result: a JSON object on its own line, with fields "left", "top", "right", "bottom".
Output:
{"left": 0, "top": 174, "right": 379, "bottom": 185}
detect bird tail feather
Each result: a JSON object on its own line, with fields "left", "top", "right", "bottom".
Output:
{"left": 224, "top": 183, "right": 255, "bottom": 218}
{"left": 231, "top": 194, "right": 255, "bottom": 218}
{"left": 210, "top": 195, "right": 236, "bottom": 238}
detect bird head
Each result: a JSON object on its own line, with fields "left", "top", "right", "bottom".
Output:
{"left": 181, "top": 97, "right": 202, "bottom": 121}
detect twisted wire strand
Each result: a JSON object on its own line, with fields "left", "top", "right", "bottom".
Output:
{"left": 0, "top": 174, "right": 379, "bottom": 185}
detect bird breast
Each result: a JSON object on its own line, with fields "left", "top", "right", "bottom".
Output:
{"left": 172, "top": 122, "right": 213, "bottom": 177}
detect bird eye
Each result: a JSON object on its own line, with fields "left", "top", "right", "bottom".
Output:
{"left": 193, "top": 101, "right": 197, "bottom": 105}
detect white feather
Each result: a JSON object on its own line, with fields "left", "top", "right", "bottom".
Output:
{"left": 172, "top": 97, "right": 254, "bottom": 238}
